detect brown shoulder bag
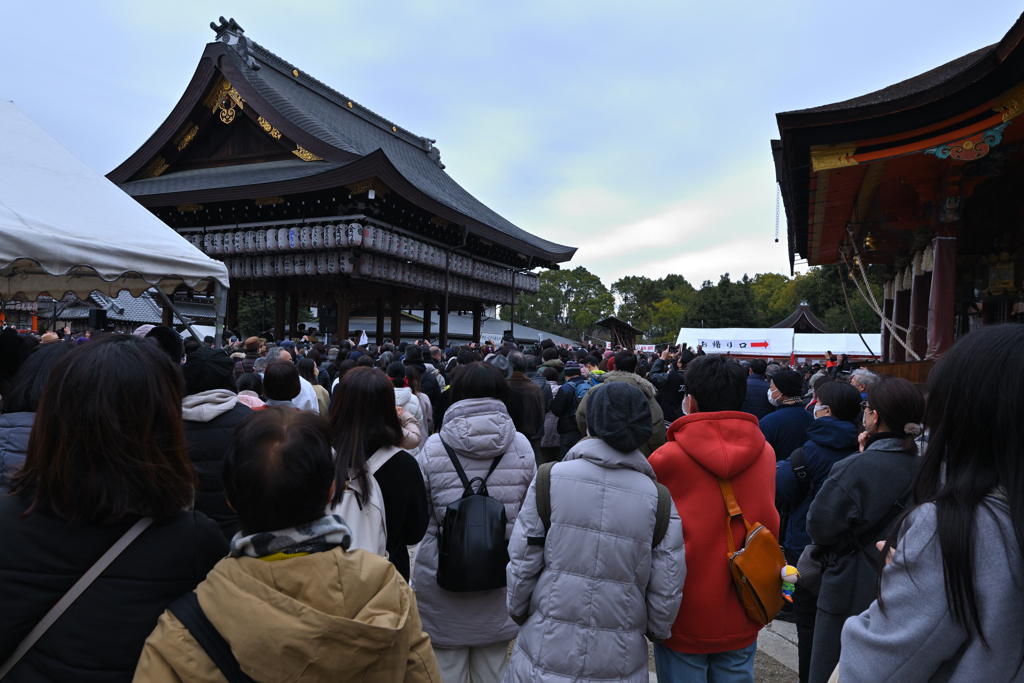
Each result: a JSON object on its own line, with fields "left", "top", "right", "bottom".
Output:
{"left": 718, "top": 477, "right": 786, "bottom": 625}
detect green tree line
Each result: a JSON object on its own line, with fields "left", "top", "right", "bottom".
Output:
{"left": 502, "top": 264, "right": 885, "bottom": 343}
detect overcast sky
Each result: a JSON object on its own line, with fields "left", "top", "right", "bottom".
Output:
{"left": 2, "top": 1, "right": 1020, "bottom": 288}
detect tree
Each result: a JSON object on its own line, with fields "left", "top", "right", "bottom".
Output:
{"left": 503, "top": 266, "right": 614, "bottom": 341}
{"left": 236, "top": 293, "right": 312, "bottom": 337}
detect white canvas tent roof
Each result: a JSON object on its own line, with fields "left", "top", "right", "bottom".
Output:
{"left": 0, "top": 100, "right": 228, "bottom": 301}
{"left": 793, "top": 333, "right": 880, "bottom": 359}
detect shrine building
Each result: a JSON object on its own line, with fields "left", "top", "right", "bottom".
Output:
{"left": 774, "top": 12, "right": 1024, "bottom": 381}
{"left": 109, "top": 17, "right": 575, "bottom": 345}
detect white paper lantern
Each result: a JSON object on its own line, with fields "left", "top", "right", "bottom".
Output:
{"left": 299, "top": 226, "right": 311, "bottom": 250}
{"left": 335, "top": 224, "right": 349, "bottom": 248}
{"left": 276, "top": 228, "right": 290, "bottom": 251}
{"left": 339, "top": 252, "right": 355, "bottom": 274}
{"left": 265, "top": 229, "right": 278, "bottom": 252}
{"left": 378, "top": 230, "right": 391, "bottom": 254}
{"left": 190, "top": 235, "right": 202, "bottom": 250}
{"left": 327, "top": 252, "right": 339, "bottom": 274}
{"left": 323, "top": 224, "right": 336, "bottom": 249}
{"left": 348, "top": 223, "right": 363, "bottom": 247}
{"left": 359, "top": 254, "right": 374, "bottom": 276}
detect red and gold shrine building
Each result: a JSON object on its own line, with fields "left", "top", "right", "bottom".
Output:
{"left": 774, "top": 12, "right": 1024, "bottom": 378}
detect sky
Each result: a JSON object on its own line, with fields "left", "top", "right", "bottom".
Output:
{"left": 2, "top": 1, "right": 1021, "bottom": 290}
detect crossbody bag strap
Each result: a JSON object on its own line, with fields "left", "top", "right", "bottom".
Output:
{"left": 167, "top": 592, "right": 255, "bottom": 683}
{"left": 0, "top": 516, "right": 154, "bottom": 679}
{"left": 717, "top": 477, "right": 744, "bottom": 555}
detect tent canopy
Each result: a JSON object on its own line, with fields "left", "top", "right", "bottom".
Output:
{"left": 793, "top": 333, "right": 880, "bottom": 359}
{"left": 0, "top": 100, "right": 228, "bottom": 301}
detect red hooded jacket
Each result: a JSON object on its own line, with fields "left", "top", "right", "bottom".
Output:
{"left": 648, "top": 411, "right": 779, "bottom": 654}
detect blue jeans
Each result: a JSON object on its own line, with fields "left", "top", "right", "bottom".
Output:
{"left": 653, "top": 641, "right": 757, "bottom": 683}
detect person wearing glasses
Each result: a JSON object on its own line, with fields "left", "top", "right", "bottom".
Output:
{"left": 804, "top": 375, "right": 924, "bottom": 683}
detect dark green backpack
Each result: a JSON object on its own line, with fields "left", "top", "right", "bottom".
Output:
{"left": 530, "top": 462, "right": 673, "bottom": 548}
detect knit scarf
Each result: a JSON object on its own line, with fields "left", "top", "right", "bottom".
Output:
{"left": 230, "top": 513, "right": 352, "bottom": 558}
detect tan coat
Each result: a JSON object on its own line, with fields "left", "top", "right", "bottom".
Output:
{"left": 134, "top": 547, "right": 440, "bottom": 683}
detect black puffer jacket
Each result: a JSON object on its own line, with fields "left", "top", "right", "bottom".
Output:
{"left": 182, "top": 390, "right": 253, "bottom": 541}
{"left": 0, "top": 495, "right": 227, "bottom": 683}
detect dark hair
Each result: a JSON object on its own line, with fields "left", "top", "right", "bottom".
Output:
{"left": 812, "top": 374, "right": 832, "bottom": 391}
{"left": 750, "top": 359, "right": 767, "bottom": 375}
{"left": 223, "top": 408, "right": 335, "bottom": 534}
{"left": 449, "top": 362, "right": 509, "bottom": 404}
{"left": 584, "top": 356, "right": 601, "bottom": 368}
{"left": 877, "top": 326, "right": 1024, "bottom": 651}
{"left": 183, "top": 338, "right": 202, "bottom": 355}
{"left": 264, "top": 361, "right": 301, "bottom": 401}
{"left": 405, "top": 364, "right": 422, "bottom": 394}
{"left": 0, "top": 328, "right": 32, "bottom": 397}
{"left": 145, "top": 325, "right": 184, "bottom": 365}
{"left": 457, "top": 350, "right": 474, "bottom": 365}
{"left": 1, "top": 342, "right": 73, "bottom": 413}
{"left": 10, "top": 336, "right": 194, "bottom": 522}
{"left": 683, "top": 354, "right": 747, "bottom": 412}
{"left": 614, "top": 351, "right": 637, "bottom": 374}
{"left": 296, "top": 357, "right": 318, "bottom": 384}
{"left": 542, "top": 348, "right": 557, "bottom": 362}
{"left": 865, "top": 375, "right": 925, "bottom": 454}
{"left": 356, "top": 355, "right": 374, "bottom": 367}
{"left": 328, "top": 367, "right": 401, "bottom": 507}
{"left": 306, "top": 349, "right": 323, "bottom": 366}
{"left": 235, "top": 372, "right": 264, "bottom": 397}
{"left": 405, "top": 344, "right": 423, "bottom": 363}
{"left": 386, "top": 361, "right": 407, "bottom": 389}
{"left": 542, "top": 366, "right": 558, "bottom": 382}
{"left": 814, "top": 380, "right": 862, "bottom": 422}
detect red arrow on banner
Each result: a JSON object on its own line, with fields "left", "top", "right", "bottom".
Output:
{"left": 751, "top": 341, "right": 770, "bottom": 348}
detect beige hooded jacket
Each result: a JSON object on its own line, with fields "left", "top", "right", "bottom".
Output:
{"left": 133, "top": 548, "right": 440, "bottom": 683}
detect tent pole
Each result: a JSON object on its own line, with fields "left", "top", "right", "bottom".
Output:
{"left": 213, "top": 282, "right": 228, "bottom": 350}
{"left": 153, "top": 287, "right": 202, "bottom": 343}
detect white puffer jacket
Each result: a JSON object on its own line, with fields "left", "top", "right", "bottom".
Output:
{"left": 504, "top": 437, "right": 686, "bottom": 682}
{"left": 411, "top": 398, "right": 536, "bottom": 649}
{"left": 394, "top": 387, "right": 424, "bottom": 456}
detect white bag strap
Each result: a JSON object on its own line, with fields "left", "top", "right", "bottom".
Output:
{"left": 0, "top": 516, "right": 154, "bottom": 679}
{"left": 366, "top": 445, "right": 404, "bottom": 476}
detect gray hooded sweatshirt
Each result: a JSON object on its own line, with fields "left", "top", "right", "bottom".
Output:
{"left": 505, "top": 436, "right": 686, "bottom": 683}
{"left": 839, "top": 498, "right": 1023, "bottom": 682}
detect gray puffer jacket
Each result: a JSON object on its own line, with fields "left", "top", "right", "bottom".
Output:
{"left": 505, "top": 437, "right": 686, "bottom": 683}
{"left": 0, "top": 412, "right": 33, "bottom": 492}
{"left": 411, "top": 397, "right": 536, "bottom": 649}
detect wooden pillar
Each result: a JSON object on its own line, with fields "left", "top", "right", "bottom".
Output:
{"left": 422, "top": 294, "right": 432, "bottom": 342}
{"left": 337, "top": 296, "right": 349, "bottom": 345}
{"left": 274, "top": 280, "right": 286, "bottom": 342}
{"left": 439, "top": 292, "right": 450, "bottom": 348}
{"left": 161, "top": 300, "right": 173, "bottom": 327}
{"left": 391, "top": 289, "right": 403, "bottom": 344}
{"left": 927, "top": 236, "right": 957, "bottom": 360}
{"left": 288, "top": 293, "right": 300, "bottom": 340}
{"left": 375, "top": 297, "right": 385, "bottom": 346}
{"left": 226, "top": 286, "right": 239, "bottom": 331}
{"left": 909, "top": 254, "right": 932, "bottom": 361}
{"left": 472, "top": 302, "right": 482, "bottom": 344}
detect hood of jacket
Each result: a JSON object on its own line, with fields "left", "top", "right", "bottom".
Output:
{"left": 666, "top": 411, "right": 767, "bottom": 479}
{"left": 394, "top": 386, "right": 414, "bottom": 407}
{"left": 541, "top": 358, "right": 564, "bottom": 370}
{"left": 0, "top": 411, "right": 35, "bottom": 431}
{"left": 563, "top": 436, "right": 656, "bottom": 481}
{"left": 182, "top": 389, "right": 239, "bottom": 423}
{"left": 805, "top": 416, "right": 860, "bottom": 452}
{"left": 440, "top": 398, "right": 516, "bottom": 460}
{"left": 198, "top": 549, "right": 414, "bottom": 681}
{"left": 597, "top": 370, "right": 657, "bottom": 400}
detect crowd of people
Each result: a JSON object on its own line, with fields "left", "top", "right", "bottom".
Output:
{"left": 0, "top": 321, "right": 1021, "bottom": 683}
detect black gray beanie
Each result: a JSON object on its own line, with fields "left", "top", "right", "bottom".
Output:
{"left": 586, "top": 382, "right": 652, "bottom": 453}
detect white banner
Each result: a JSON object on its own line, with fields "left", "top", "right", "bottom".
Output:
{"left": 676, "top": 328, "right": 794, "bottom": 357}
{"left": 636, "top": 344, "right": 656, "bottom": 353}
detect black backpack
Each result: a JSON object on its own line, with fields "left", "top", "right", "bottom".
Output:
{"left": 436, "top": 440, "right": 509, "bottom": 592}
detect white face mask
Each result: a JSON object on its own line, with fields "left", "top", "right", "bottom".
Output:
{"left": 813, "top": 404, "right": 829, "bottom": 419}
{"left": 767, "top": 387, "right": 780, "bottom": 407}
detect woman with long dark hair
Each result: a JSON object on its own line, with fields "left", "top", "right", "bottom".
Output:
{"left": 297, "top": 357, "right": 329, "bottom": 418}
{"left": 0, "top": 336, "right": 227, "bottom": 682}
{"left": 837, "top": 325, "right": 1024, "bottom": 682}
{"left": 804, "top": 374, "right": 924, "bottom": 682}
{"left": 328, "top": 367, "right": 428, "bottom": 580}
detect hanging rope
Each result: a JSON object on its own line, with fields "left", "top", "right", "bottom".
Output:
{"left": 835, "top": 263, "right": 878, "bottom": 362}
{"left": 775, "top": 183, "right": 781, "bottom": 243}
{"left": 841, "top": 252, "right": 919, "bottom": 360}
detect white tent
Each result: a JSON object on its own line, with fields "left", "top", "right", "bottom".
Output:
{"left": 0, "top": 101, "right": 228, "bottom": 321}
{"left": 675, "top": 327, "right": 795, "bottom": 358}
{"left": 793, "top": 333, "right": 880, "bottom": 360}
